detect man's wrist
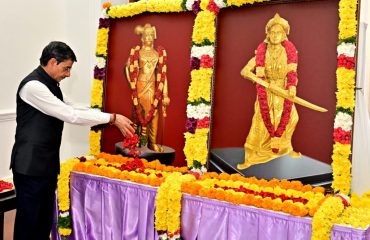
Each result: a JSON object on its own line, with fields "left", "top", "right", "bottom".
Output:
{"left": 109, "top": 113, "right": 116, "bottom": 125}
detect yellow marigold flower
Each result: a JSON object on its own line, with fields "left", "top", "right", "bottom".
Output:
{"left": 192, "top": 10, "right": 216, "bottom": 44}
{"left": 147, "top": 0, "right": 184, "bottom": 12}
{"left": 184, "top": 128, "right": 210, "bottom": 167}
{"left": 200, "top": 0, "right": 210, "bottom": 10}
{"left": 59, "top": 228, "right": 72, "bottom": 236}
{"left": 188, "top": 68, "right": 212, "bottom": 102}
{"left": 91, "top": 79, "right": 104, "bottom": 108}
{"left": 336, "top": 68, "right": 355, "bottom": 89}
{"left": 96, "top": 28, "right": 109, "bottom": 56}
{"left": 227, "top": 0, "right": 269, "bottom": 7}
{"left": 312, "top": 197, "right": 344, "bottom": 240}
{"left": 108, "top": 1, "right": 147, "bottom": 18}
{"left": 89, "top": 130, "right": 102, "bottom": 155}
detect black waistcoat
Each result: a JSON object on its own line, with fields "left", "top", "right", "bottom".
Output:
{"left": 10, "top": 66, "right": 64, "bottom": 177}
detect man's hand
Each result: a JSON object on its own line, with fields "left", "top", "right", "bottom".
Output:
{"left": 114, "top": 114, "right": 135, "bottom": 137}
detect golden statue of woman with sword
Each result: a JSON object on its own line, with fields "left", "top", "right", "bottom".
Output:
{"left": 237, "top": 14, "right": 327, "bottom": 170}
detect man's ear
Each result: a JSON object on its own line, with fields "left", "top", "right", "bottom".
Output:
{"left": 48, "top": 58, "right": 58, "bottom": 66}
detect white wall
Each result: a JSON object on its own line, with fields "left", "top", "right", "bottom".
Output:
{"left": 0, "top": 0, "right": 102, "bottom": 178}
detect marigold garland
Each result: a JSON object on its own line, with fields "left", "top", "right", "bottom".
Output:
{"left": 155, "top": 172, "right": 195, "bottom": 239}
{"left": 311, "top": 1, "right": 359, "bottom": 238}
{"left": 57, "top": 158, "right": 80, "bottom": 237}
{"left": 335, "top": 191, "right": 370, "bottom": 229}
{"left": 331, "top": 0, "right": 358, "bottom": 195}
{"left": 311, "top": 196, "right": 345, "bottom": 240}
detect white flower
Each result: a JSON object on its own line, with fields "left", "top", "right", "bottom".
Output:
{"left": 191, "top": 168, "right": 202, "bottom": 174}
{"left": 95, "top": 57, "right": 106, "bottom": 69}
{"left": 337, "top": 42, "right": 356, "bottom": 57}
{"left": 334, "top": 112, "right": 353, "bottom": 131}
{"left": 200, "top": 166, "right": 208, "bottom": 173}
{"left": 100, "top": 9, "right": 109, "bottom": 19}
{"left": 170, "top": 233, "right": 181, "bottom": 240}
{"left": 187, "top": 103, "right": 211, "bottom": 119}
{"left": 59, "top": 211, "right": 70, "bottom": 218}
{"left": 214, "top": 0, "right": 227, "bottom": 8}
{"left": 185, "top": 0, "right": 196, "bottom": 11}
{"left": 191, "top": 45, "right": 215, "bottom": 58}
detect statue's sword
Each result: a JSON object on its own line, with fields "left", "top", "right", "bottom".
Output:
{"left": 246, "top": 74, "right": 328, "bottom": 112}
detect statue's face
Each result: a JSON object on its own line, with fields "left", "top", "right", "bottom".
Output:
{"left": 142, "top": 28, "right": 155, "bottom": 46}
{"left": 268, "top": 24, "right": 286, "bottom": 45}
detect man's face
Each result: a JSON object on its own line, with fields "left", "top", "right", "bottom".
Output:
{"left": 268, "top": 24, "right": 286, "bottom": 45}
{"left": 49, "top": 58, "right": 74, "bottom": 82}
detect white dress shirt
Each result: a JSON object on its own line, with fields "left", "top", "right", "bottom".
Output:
{"left": 19, "top": 80, "right": 110, "bottom": 127}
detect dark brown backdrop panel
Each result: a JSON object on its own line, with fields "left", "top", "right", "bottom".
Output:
{"left": 102, "top": 12, "right": 194, "bottom": 166}
{"left": 211, "top": 0, "right": 339, "bottom": 164}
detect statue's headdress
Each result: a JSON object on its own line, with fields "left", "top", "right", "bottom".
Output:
{"left": 135, "top": 23, "right": 157, "bottom": 39}
{"left": 265, "top": 13, "right": 290, "bottom": 35}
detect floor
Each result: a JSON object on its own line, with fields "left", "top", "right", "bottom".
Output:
{"left": 4, "top": 210, "right": 15, "bottom": 240}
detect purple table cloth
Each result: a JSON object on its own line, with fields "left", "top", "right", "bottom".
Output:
{"left": 52, "top": 172, "right": 370, "bottom": 240}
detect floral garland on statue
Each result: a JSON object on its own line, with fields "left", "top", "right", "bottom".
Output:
{"left": 127, "top": 45, "right": 167, "bottom": 126}
{"left": 331, "top": 0, "right": 358, "bottom": 195}
{"left": 254, "top": 40, "right": 297, "bottom": 153}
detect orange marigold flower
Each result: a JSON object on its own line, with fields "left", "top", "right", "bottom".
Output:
{"left": 312, "top": 186, "right": 325, "bottom": 193}
{"left": 219, "top": 173, "right": 230, "bottom": 180}
{"left": 102, "top": 2, "right": 112, "bottom": 8}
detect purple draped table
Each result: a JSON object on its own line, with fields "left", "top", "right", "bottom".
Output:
{"left": 52, "top": 172, "right": 370, "bottom": 240}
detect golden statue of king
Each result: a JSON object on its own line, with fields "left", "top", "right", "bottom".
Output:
{"left": 125, "top": 24, "right": 170, "bottom": 152}
{"left": 237, "top": 14, "right": 301, "bottom": 170}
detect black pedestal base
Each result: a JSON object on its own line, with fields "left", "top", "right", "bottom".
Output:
{"left": 115, "top": 142, "right": 175, "bottom": 165}
{"left": 209, "top": 148, "right": 332, "bottom": 186}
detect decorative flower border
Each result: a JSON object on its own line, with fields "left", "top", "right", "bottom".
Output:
{"left": 331, "top": 0, "right": 358, "bottom": 195}
{"left": 57, "top": 157, "right": 80, "bottom": 237}
{"left": 58, "top": 153, "right": 329, "bottom": 238}
{"left": 90, "top": 0, "right": 358, "bottom": 197}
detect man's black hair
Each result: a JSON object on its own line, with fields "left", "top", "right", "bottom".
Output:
{"left": 39, "top": 41, "right": 77, "bottom": 66}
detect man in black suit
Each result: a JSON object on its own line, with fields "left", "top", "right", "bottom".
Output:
{"left": 10, "top": 41, "right": 134, "bottom": 240}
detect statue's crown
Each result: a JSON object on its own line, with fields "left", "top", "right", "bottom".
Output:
{"left": 265, "top": 13, "right": 290, "bottom": 35}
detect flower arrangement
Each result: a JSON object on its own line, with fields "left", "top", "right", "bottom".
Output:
{"left": 331, "top": 0, "right": 358, "bottom": 195}
{"left": 335, "top": 191, "right": 370, "bottom": 229}
{"left": 89, "top": 6, "right": 111, "bottom": 155}
{"left": 0, "top": 179, "right": 13, "bottom": 192}
{"left": 311, "top": 196, "right": 346, "bottom": 240}
{"left": 182, "top": 173, "right": 326, "bottom": 217}
{"left": 57, "top": 157, "right": 81, "bottom": 237}
{"left": 155, "top": 172, "right": 195, "bottom": 239}
{"left": 86, "top": 2, "right": 361, "bottom": 239}
{"left": 91, "top": 0, "right": 359, "bottom": 196}
{"left": 58, "top": 153, "right": 327, "bottom": 239}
